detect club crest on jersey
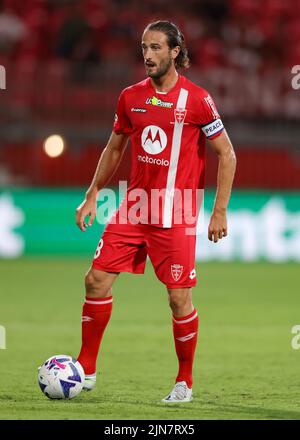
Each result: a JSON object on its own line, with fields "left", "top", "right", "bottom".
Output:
{"left": 171, "top": 264, "right": 184, "bottom": 282}
{"left": 141, "top": 125, "right": 167, "bottom": 155}
{"left": 174, "top": 108, "right": 187, "bottom": 124}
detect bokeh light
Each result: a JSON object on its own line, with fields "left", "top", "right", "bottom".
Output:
{"left": 43, "top": 135, "right": 65, "bottom": 158}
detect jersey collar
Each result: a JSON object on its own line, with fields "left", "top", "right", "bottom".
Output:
{"left": 147, "top": 74, "right": 182, "bottom": 96}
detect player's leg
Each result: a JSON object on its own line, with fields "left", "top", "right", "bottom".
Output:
{"left": 85, "top": 267, "right": 118, "bottom": 298}
{"left": 167, "top": 287, "right": 193, "bottom": 317}
{"left": 147, "top": 226, "right": 198, "bottom": 402}
{"left": 77, "top": 268, "right": 118, "bottom": 390}
{"left": 165, "top": 287, "right": 198, "bottom": 402}
{"left": 78, "top": 223, "right": 147, "bottom": 390}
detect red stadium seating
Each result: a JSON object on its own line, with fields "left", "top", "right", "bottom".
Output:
{"left": 1, "top": 142, "right": 300, "bottom": 189}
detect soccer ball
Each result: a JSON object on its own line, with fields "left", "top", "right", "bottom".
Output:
{"left": 38, "top": 355, "right": 85, "bottom": 399}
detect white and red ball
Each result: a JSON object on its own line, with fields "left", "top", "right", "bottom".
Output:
{"left": 38, "top": 355, "right": 85, "bottom": 399}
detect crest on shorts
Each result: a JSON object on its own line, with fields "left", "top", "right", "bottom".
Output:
{"left": 171, "top": 264, "right": 183, "bottom": 282}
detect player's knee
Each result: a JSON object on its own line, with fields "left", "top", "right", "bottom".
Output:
{"left": 85, "top": 269, "right": 112, "bottom": 298}
{"left": 168, "top": 289, "right": 192, "bottom": 312}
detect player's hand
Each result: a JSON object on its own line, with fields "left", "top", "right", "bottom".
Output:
{"left": 76, "top": 197, "right": 97, "bottom": 232}
{"left": 208, "top": 209, "right": 227, "bottom": 243}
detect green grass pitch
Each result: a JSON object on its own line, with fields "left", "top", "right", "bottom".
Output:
{"left": 0, "top": 258, "right": 299, "bottom": 420}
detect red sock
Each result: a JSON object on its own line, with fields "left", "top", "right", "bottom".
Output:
{"left": 77, "top": 296, "right": 113, "bottom": 375}
{"left": 172, "top": 308, "right": 199, "bottom": 388}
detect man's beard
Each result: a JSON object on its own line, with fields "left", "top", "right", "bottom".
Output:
{"left": 147, "top": 56, "right": 173, "bottom": 79}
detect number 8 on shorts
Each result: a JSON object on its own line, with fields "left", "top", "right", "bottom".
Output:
{"left": 94, "top": 239, "right": 104, "bottom": 259}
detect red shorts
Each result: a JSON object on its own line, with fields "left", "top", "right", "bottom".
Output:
{"left": 92, "top": 222, "right": 197, "bottom": 289}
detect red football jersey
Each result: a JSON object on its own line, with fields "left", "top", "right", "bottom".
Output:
{"left": 113, "top": 74, "right": 224, "bottom": 228}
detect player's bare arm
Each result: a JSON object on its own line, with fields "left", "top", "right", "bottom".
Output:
{"left": 208, "top": 129, "right": 237, "bottom": 243}
{"left": 76, "top": 131, "right": 129, "bottom": 232}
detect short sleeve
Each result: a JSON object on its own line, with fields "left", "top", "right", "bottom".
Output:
{"left": 198, "top": 93, "right": 225, "bottom": 140}
{"left": 113, "top": 90, "right": 133, "bottom": 135}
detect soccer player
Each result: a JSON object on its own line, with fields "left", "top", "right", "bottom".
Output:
{"left": 75, "top": 21, "right": 236, "bottom": 402}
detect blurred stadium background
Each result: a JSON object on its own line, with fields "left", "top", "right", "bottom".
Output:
{"left": 0, "top": 0, "right": 300, "bottom": 420}
{"left": 0, "top": 0, "right": 299, "bottom": 260}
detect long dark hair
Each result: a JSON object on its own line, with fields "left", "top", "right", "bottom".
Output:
{"left": 144, "top": 20, "right": 190, "bottom": 69}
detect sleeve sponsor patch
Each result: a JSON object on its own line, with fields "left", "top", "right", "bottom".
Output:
{"left": 201, "top": 118, "right": 224, "bottom": 139}
{"left": 204, "top": 95, "right": 220, "bottom": 119}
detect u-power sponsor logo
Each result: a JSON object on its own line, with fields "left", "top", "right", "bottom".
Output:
{"left": 146, "top": 96, "right": 173, "bottom": 108}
